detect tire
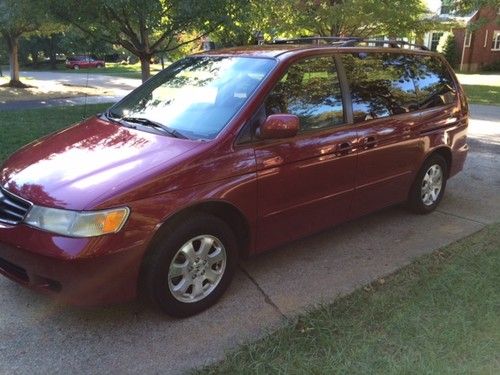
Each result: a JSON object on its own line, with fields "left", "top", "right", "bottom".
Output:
{"left": 96, "top": 64, "right": 103, "bottom": 69}
{"left": 407, "top": 154, "right": 448, "bottom": 214}
{"left": 73, "top": 65, "right": 80, "bottom": 70}
{"left": 141, "top": 213, "right": 238, "bottom": 318}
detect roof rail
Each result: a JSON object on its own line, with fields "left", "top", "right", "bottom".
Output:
{"left": 271, "top": 36, "right": 429, "bottom": 51}
{"left": 273, "top": 36, "right": 360, "bottom": 45}
{"left": 344, "top": 39, "right": 429, "bottom": 51}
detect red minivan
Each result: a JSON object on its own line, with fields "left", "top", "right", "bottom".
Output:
{"left": 0, "top": 39, "right": 468, "bottom": 317}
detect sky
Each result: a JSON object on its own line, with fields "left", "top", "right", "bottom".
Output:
{"left": 423, "top": 0, "right": 443, "bottom": 13}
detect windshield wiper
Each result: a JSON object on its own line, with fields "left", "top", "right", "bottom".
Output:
{"left": 103, "top": 110, "right": 127, "bottom": 126}
{"left": 103, "top": 110, "right": 188, "bottom": 139}
{"left": 121, "top": 117, "right": 188, "bottom": 139}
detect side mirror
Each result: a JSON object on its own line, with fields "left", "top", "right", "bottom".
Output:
{"left": 259, "top": 114, "right": 299, "bottom": 140}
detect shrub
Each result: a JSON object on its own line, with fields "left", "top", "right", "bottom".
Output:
{"left": 442, "top": 34, "right": 459, "bottom": 69}
{"left": 482, "top": 61, "right": 500, "bottom": 72}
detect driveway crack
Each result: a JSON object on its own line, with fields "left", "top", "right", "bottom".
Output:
{"left": 436, "top": 209, "right": 488, "bottom": 226}
{"left": 239, "top": 264, "right": 287, "bottom": 319}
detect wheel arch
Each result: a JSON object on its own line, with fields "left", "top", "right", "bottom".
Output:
{"left": 427, "top": 146, "right": 452, "bottom": 178}
{"left": 153, "top": 200, "right": 252, "bottom": 259}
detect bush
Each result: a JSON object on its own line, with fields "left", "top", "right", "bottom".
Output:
{"left": 482, "top": 61, "right": 500, "bottom": 72}
{"left": 442, "top": 35, "right": 459, "bottom": 69}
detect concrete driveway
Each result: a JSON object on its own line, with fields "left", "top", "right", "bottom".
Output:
{"left": 0, "top": 105, "right": 499, "bottom": 374}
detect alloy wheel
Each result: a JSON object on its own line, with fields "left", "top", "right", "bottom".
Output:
{"left": 421, "top": 164, "right": 443, "bottom": 206}
{"left": 167, "top": 235, "right": 226, "bottom": 303}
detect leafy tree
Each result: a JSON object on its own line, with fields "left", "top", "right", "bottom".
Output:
{"left": 289, "top": 0, "right": 436, "bottom": 38}
{"left": 451, "top": 0, "right": 500, "bottom": 15}
{"left": 48, "top": 0, "right": 240, "bottom": 82}
{"left": 213, "top": 0, "right": 440, "bottom": 45}
{"left": 210, "top": 0, "right": 300, "bottom": 46}
{"left": 0, "top": 0, "right": 61, "bottom": 86}
{"left": 0, "top": 0, "right": 41, "bottom": 86}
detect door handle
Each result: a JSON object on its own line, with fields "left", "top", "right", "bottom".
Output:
{"left": 335, "top": 142, "right": 352, "bottom": 157}
{"left": 362, "top": 136, "right": 377, "bottom": 149}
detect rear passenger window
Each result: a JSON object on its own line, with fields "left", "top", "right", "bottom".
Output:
{"left": 265, "top": 56, "right": 344, "bottom": 132}
{"left": 411, "top": 56, "right": 457, "bottom": 109}
{"left": 341, "top": 53, "right": 418, "bottom": 123}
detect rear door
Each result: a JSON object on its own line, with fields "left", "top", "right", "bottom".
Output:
{"left": 254, "top": 55, "right": 357, "bottom": 252}
{"left": 340, "top": 52, "right": 423, "bottom": 217}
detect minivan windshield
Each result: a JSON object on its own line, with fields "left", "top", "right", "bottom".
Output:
{"left": 107, "top": 56, "right": 276, "bottom": 139}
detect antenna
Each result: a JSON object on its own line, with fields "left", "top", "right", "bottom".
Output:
{"left": 82, "top": 52, "right": 90, "bottom": 120}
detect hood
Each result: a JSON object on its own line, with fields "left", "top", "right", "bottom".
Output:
{"left": 0, "top": 116, "right": 202, "bottom": 210}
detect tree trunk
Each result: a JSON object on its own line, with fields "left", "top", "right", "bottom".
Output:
{"left": 4, "top": 34, "right": 24, "bottom": 87}
{"left": 140, "top": 55, "right": 151, "bottom": 82}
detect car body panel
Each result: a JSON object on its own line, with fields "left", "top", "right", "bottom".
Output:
{"left": 254, "top": 125, "right": 357, "bottom": 252}
{"left": 0, "top": 117, "right": 203, "bottom": 210}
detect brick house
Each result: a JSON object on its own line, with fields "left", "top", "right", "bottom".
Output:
{"left": 453, "top": 7, "right": 500, "bottom": 71}
{"left": 422, "top": 1, "right": 500, "bottom": 71}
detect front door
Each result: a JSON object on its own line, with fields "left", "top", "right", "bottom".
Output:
{"left": 254, "top": 55, "right": 357, "bottom": 253}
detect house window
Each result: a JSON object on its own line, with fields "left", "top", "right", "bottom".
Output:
{"left": 430, "top": 32, "right": 444, "bottom": 51}
{"left": 464, "top": 31, "right": 472, "bottom": 48}
{"left": 493, "top": 31, "right": 500, "bottom": 51}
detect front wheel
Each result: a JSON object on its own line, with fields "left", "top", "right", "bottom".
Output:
{"left": 141, "top": 213, "right": 238, "bottom": 317}
{"left": 407, "top": 154, "right": 448, "bottom": 214}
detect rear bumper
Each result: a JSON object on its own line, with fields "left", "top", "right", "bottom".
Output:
{"left": 0, "top": 240, "right": 145, "bottom": 306}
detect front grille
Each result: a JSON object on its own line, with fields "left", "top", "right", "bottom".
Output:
{"left": 0, "top": 187, "right": 32, "bottom": 225}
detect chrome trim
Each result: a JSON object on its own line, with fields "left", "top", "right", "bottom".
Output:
{"left": 0, "top": 186, "right": 33, "bottom": 225}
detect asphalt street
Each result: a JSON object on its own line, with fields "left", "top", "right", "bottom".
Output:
{"left": 0, "top": 71, "right": 140, "bottom": 110}
{"left": 0, "top": 104, "right": 498, "bottom": 374}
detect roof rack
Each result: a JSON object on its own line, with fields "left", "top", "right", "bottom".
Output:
{"left": 272, "top": 36, "right": 428, "bottom": 51}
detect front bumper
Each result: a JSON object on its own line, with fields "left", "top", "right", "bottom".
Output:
{"left": 0, "top": 237, "right": 146, "bottom": 306}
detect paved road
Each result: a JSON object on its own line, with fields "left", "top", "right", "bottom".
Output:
{"left": 0, "top": 106, "right": 499, "bottom": 374}
{"left": 18, "top": 70, "right": 141, "bottom": 93}
{"left": 0, "top": 71, "right": 141, "bottom": 111}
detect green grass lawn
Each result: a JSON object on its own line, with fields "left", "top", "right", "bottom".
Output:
{"left": 0, "top": 104, "right": 108, "bottom": 163}
{"left": 22, "top": 62, "right": 164, "bottom": 79}
{"left": 202, "top": 224, "right": 500, "bottom": 374}
{"left": 457, "top": 73, "right": 500, "bottom": 106}
{"left": 462, "top": 84, "right": 500, "bottom": 106}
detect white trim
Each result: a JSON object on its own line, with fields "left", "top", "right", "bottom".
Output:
{"left": 460, "top": 31, "right": 467, "bottom": 71}
{"left": 484, "top": 30, "right": 488, "bottom": 48}
{"left": 464, "top": 31, "right": 472, "bottom": 48}
{"left": 492, "top": 30, "right": 500, "bottom": 51}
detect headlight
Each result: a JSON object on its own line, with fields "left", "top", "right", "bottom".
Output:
{"left": 24, "top": 205, "right": 130, "bottom": 237}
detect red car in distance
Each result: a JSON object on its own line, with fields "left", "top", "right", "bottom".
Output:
{"left": 0, "top": 38, "right": 469, "bottom": 317}
{"left": 65, "top": 55, "right": 106, "bottom": 70}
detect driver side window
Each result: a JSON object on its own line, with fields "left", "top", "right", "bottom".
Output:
{"left": 265, "top": 56, "right": 344, "bottom": 132}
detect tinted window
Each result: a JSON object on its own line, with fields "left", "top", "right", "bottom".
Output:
{"left": 411, "top": 55, "right": 457, "bottom": 109}
{"left": 342, "top": 53, "right": 418, "bottom": 123}
{"left": 265, "top": 56, "right": 344, "bottom": 131}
